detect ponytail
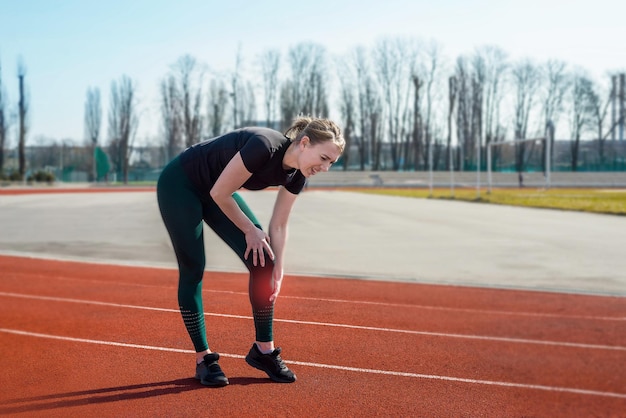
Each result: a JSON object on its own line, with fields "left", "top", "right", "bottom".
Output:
{"left": 283, "top": 116, "right": 345, "bottom": 153}
{"left": 283, "top": 116, "right": 312, "bottom": 140}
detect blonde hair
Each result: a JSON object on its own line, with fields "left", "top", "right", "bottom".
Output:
{"left": 284, "top": 116, "right": 345, "bottom": 153}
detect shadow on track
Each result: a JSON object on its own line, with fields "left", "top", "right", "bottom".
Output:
{"left": 0, "top": 377, "right": 272, "bottom": 414}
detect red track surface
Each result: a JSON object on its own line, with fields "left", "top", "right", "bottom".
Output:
{"left": 1, "top": 255, "right": 625, "bottom": 417}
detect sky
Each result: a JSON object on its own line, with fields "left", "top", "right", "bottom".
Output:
{"left": 1, "top": 0, "right": 625, "bottom": 144}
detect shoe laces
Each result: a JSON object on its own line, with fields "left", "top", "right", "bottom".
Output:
{"left": 270, "top": 349, "right": 288, "bottom": 371}
{"left": 206, "top": 361, "right": 223, "bottom": 374}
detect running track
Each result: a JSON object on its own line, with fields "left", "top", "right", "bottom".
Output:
{"left": 0, "top": 188, "right": 625, "bottom": 416}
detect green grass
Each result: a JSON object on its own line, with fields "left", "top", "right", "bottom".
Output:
{"left": 354, "top": 187, "right": 626, "bottom": 216}
{"left": 76, "top": 181, "right": 626, "bottom": 216}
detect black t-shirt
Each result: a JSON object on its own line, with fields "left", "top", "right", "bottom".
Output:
{"left": 179, "top": 127, "right": 306, "bottom": 195}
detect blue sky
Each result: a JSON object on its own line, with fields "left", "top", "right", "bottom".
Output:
{"left": 1, "top": 0, "right": 624, "bottom": 143}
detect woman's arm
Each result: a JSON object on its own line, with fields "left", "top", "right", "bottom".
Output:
{"left": 267, "top": 186, "right": 299, "bottom": 301}
{"left": 210, "top": 152, "right": 274, "bottom": 266}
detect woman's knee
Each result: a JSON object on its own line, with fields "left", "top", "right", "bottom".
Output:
{"left": 248, "top": 262, "right": 274, "bottom": 305}
{"left": 178, "top": 254, "right": 206, "bottom": 285}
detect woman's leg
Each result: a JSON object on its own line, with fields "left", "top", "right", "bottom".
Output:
{"left": 204, "top": 192, "right": 297, "bottom": 383}
{"left": 203, "top": 192, "right": 275, "bottom": 344}
{"left": 157, "top": 157, "right": 210, "bottom": 356}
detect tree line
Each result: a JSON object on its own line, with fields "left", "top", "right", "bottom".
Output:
{"left": 1, "top": 38, "right": 625, "bottom": 183}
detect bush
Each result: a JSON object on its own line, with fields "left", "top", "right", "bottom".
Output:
{"left": 8, "top": 171, "right": 23, "bottom": 181}
{"left": 27, "top": 170, "right": 55, "bottom": 183}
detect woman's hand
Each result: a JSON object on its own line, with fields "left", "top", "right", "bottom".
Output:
{"left": 244, "top": 228, "right": 275, "bottom": 267}
{"left": 269, "top": 266, "right": 284, "bottom": 302}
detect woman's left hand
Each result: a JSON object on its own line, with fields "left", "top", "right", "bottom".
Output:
{"left": 269, "top": 267, "right": 284, "bottom": 302}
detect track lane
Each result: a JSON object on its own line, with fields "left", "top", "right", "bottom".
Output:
{"left": 1, "top": 285, "right": 624, "bottom": 395}
{"left": 1, "top": 330, "right": 625, "bottom": 417}
{"left": 1, "top": 255, "right": 626, "bottom": 416}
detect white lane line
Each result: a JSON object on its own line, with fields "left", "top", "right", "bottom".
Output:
{"left": 4, "top": 249, "right": 626, "bottom": 300}
{"left": 284, "top": 295, "right": 626, "bottom": 322}
{"left": 1, "top": 327, "right": 624, "bottom": 400}
{"left": 1, "top": 291, "right": 624, "bottom": 352}
{"left": 4, "top": 271, "right": 624, "bottom": 322}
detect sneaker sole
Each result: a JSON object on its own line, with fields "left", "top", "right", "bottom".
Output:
{"left": 245, "top": 356, "right": 296, "bottom": 383}
{"left": 194, "top": 373, "right": 229, "bottom": 387}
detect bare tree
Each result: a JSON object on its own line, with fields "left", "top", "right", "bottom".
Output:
{"left": 259, "top": 49, "right": 281, "bottom": 126}
{"left": 108, "top": 75, "right": 138, "bottom": 184}
{"left": 511, "top": 59, "right": 541, "bottom": 173}
{"left": 474, "top": 46, "right": 508, "bottom": 171}
{"left": 231, "top": 47, "right": 243, "bottom": 128}
{"left": 160, "top": 75, "right": 182, "bottom": 162}
{"left": 173, "top": 55, "right": 203, "bottom": 147}
{"left": 608, "top": 74, "right": 626, "bottom": 142}
{"left": 17, "top": 59, "right": 28, "bottom": 178}
{"left": 411, "top": 74, "right": 423, "bottom": 170}
{"left": 373, "top": 37, "right": 416, "bottom": 170}
{"left": 84, "top": 87, "right": 101, "bottom": 181}
{"left": 455, "top": 53, "right": 498, "bottom": 170}
{"left": 615, "top": 73, "right": 626, "bottom": 141}
{"left": 471, "top": 54, "right": 485, "bottom": 170}
{"left": 207, "top": 78, "right": 229, "bottom": 137}
{"left": 587, "top": 77, "right": 611, "bottom": 167}
{"left": 280, "top": 80, "right": 296, "bottom": 131}
{"left": 370, "top": 105, "right": 384, "bottom": 170}
{"left": 336, "top": 56, "right": 356, "bottom": 170}
{"left": 541, "top": 60, "right": 569, "bottom": 171}
{"left": 284, "top": 42, "right": 329, "bottom": 118}
{"left": 455, "top": 56, "right": 472, "bottom": 170}
{"left": 411, "top": 41, "right": 442, "bottom": 171}
{"left": 568, "top": 72, "right": 595, "bottom": 171}
{"left": 239, "top": 80, "right": 257, "bottom": 125}
{"left": 460, "top": 47, "right": 508, "bottom": 172}
{"left": 0, "top": 59, "right": 8, "bottom": 173}
{"left": 227, "top": 49, "right": 257, "bottom": 128}
{"left": 478, "top": 47, "right": 508, "bottom": 147}
{"left": 310, "top": 71, "right": 329, "bottom": 117}
{"left": 446, "top": 76, "right": 458, "bottom": 170}
{"left": 351, "top": 46, "right": 380, "bottom": 170}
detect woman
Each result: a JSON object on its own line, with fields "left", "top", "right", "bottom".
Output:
{"left": 157, "top": 116, "right": 344, "bottom": 386}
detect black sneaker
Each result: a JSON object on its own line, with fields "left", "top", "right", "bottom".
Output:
{"left": 194, "top": 353, "right": 229, "bottom": 387}
{"left": 245, "top": 344, "right": 297, "bottom": 383}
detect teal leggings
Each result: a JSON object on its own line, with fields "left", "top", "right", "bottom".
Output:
{"left": 157, "top": 156, "right": 275, "bottom": 353}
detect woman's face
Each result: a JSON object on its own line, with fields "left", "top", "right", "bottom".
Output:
{"left": 298, "top": 137, "right": 342, "bottom": 177}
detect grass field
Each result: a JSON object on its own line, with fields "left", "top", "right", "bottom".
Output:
{"left": 355, "top": 187, "right": 626, "bottom": 216}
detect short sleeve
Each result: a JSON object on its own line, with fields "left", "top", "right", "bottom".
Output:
{"left": 239, "top": 135, "right": 272, "bottom": 173}
{"left": 285, "top": 172, "right": 306, "bottom": 194}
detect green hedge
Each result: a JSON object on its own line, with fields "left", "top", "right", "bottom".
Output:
{"left": 27, "top": 170, "right": 56, "bottom": 183}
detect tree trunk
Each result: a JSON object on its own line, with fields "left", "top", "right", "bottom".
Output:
{"left": 18, "top": 72, "right": 26, "bottom": 178}
{"left": 571, "top": 134, "right": 580, "bottom": 171}
{"left": 447, "top": 76, "right": 457, "bottom": 171}
{"left": 412, "top": 76, "right": 422, "bottom": 170}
